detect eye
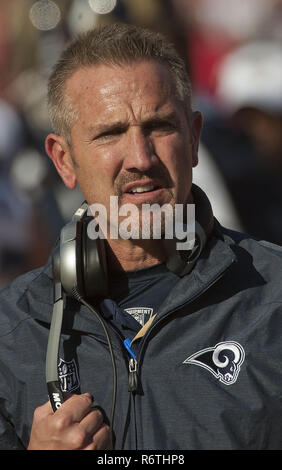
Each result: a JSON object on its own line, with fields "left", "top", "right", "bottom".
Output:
{"left": 93, "top": 124, "right": 128, "bottom": 142}
{"left": 97, "top": 128, "right": 124, "bottom": 140}
{"left": 144, "top": 120, "right": 178, "bottom": 136}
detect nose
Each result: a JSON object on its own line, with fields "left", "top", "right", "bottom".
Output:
{"left": 123, "top": 126, "right": 155, "bottom": 172}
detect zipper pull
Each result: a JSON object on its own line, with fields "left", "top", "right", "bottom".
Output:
{"left": 128, "top": 357, "right": 138, "bottom": 393}
{"left": 124, "top": 338, "right": 139, "bottom": 393}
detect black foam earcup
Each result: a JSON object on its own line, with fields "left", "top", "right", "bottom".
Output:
{"left": 58, "top": 202, "right": 108, "bottom": 302}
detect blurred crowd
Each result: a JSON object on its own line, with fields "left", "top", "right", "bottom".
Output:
{"left": 0, "top": 0, "right": 282, "bottom": 288}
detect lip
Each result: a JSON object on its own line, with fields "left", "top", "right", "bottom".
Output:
{"left": 122, "top": 179, "right": 164, "bottom": 195}
{"left": 121, "top": 187, "right": 167, "bottom": 204}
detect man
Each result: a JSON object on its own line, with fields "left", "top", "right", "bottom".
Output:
{"left": 1, "top": 23, "right": 282, "bottom": 450}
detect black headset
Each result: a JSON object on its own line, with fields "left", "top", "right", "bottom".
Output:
{"left": 55, "top": 201, "right": 109, "bottom": 301}
{"left": 46, "top": 202, "right": 117, "bottom": 444}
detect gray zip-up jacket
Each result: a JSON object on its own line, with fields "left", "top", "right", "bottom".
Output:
{"left": 1, "top": 221, "right": 282, "bottom": 450}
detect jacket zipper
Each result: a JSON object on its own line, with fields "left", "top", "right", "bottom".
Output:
{"left": 128, "top": 358, "right": 138, "bottom": 392}
{"left": 88, "top": 323, "right": 139, "bottom": 393}
{"left": 123, "top": 337, "right": 138, "bottom": 392}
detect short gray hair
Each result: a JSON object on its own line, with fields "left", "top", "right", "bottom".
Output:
{"left": 47, "top": 23, "right": 192, "bottom": 143}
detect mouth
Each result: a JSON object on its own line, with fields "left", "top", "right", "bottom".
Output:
{"left": 121, "top": 180, "right": 166, "bottom": 202}
{"left": 127, "top": 183, "right": 161, "bottom": 194}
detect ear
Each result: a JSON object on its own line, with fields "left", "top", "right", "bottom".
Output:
{"left": 190, "top": 111, "right": 203, "bottom": 168}
{"left": 45, "top": 133, "right": 77, "bottom": 189}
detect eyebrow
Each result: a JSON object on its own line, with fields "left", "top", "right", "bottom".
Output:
{"left": 142, "top": 112, "right": 180, "bottom": 128}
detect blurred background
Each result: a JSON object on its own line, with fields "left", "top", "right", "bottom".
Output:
{"left": 0, "top": 0, "right": 282, "bottom": 288}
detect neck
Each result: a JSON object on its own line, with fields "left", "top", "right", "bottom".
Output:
{"left": 106, "top": 238, "right": 166, "bottom": 272}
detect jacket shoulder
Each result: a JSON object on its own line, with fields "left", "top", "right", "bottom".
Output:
{"left": 218, "top": 224, "right": 282, "bottom": 295}
{"left": 220, "top": 224, "right": 282, "bottom": 258}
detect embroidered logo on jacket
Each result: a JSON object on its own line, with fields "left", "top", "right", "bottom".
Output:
{"left": 124, "top": 307, "right": 153, "bottom": 326}
{"left": 183, "top": 341, "right": 245, "bottom": 385}
{"left": 58, "top": 358, "right": 80, "bottom": 392}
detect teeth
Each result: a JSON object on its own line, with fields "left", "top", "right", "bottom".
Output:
{"left": 130, "top": 184, "right": 155, "bottom": 193}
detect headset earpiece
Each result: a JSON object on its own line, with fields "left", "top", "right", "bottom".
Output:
{"left": 58, "top": 203, "right": 108, "bottom": 301}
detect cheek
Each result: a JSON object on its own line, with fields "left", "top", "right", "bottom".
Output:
{"left": 75, "top": 151, "right": 121, "bottom": 205}
{"left": 159, "top": 135, "right": 193, "bottom": 204}
{"left": 156, "top": 135, "right": 193, "bottom": 178}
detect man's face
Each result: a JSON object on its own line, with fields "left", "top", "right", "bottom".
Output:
{"left": 49, "top": 61, "right": 202, "bottom": 234}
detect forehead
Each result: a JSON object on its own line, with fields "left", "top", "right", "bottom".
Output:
{"left": 65, "top": 61, "right": 182, "bottom": 119}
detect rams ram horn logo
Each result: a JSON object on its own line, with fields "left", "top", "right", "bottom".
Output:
{"left": 183, "top": 341, "right": 245, "bottom": 385}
